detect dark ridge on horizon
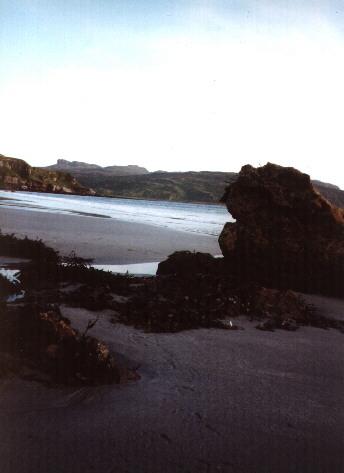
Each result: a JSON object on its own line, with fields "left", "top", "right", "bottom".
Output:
{"left": 45, "top": 159, "right": 149, "bottom": 176}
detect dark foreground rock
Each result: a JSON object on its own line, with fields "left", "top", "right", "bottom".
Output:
{"left": 157, "top": 250, "right": 223, "bottom": 276}
{"left": 55, "top": 252, "right": 342, "bottom": 333}
{"left": 119, "top": 277, "right": 339, "bottom": 333}
{"left": 219, "top": 163, "right": 344, "bottom": 297}
{"left": 0, "top": 303, "right": 136, "bottom": 385}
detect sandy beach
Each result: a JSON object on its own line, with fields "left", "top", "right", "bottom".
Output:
{"left": 0, "top": 190, "right": 343, "bottom": 473}
{"left": 0, "top": 207, "right": 221, "bottom": 264}
{"left": 0, "top": 294, "right": 343, "bottom": 473}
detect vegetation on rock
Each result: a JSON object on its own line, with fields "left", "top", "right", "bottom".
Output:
{"left": 0, "top": 303, "right": 131, "bottom": 385}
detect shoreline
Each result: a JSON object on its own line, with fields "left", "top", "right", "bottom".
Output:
{"left": 0, "top": 187, "right": 227, "bottom": 206}
{"left": 0, "top": 206, "right": 221, "bottom": 264}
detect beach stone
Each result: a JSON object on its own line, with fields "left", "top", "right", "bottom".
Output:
{"left": 219, "top": 163, "right": 344, "bottom": 297}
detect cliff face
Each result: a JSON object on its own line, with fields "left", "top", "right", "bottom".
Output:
{"left": 219, "top": 163, "right": 344, "bottom": 297}
{"left": 0, "top": 154, "right": 94, "bottom": 195}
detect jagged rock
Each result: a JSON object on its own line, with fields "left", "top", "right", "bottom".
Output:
{"left": 219, "top": 163, "right": 344, "bottom": 297}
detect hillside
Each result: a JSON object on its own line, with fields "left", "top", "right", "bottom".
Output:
{"left": 48, "top": 159, "right": 344, "bottom": 207}
{"left": 0, "top": 154, "right": 94, "bottom": 195}
{"left": 45, "top": 160, "right": 236, "bottom": 202}
{"left": 312, "top": 181, "right": 344, "bottom": 209}
{"left": 46, "top": 159, "right": 149, "bottom": 176}
{"left": 74, "top": 170, "right": 238, "bottom": 203}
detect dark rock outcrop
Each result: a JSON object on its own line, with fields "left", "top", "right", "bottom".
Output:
{"left": 219, "top": 163, "right": 344, "bottom": 297}
{"left": 157, "top": 251, "right": 222, "bottom": 276}
{"left": 0, "top": 304, "right": 133, "bottom": 384}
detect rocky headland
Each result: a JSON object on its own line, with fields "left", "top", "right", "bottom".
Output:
{"left": 0, "top": 154, "right": 94, "bottom": 195}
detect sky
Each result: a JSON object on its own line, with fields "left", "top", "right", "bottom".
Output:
{"left": 0, "top": 0, "right": 343, "bottom": 187}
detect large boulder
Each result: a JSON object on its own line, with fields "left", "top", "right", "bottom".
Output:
{"left": 219, "top": 163, "right": 344, "bottom": 297}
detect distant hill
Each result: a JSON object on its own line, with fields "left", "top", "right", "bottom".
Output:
{"left": 46, "top": 159, "right": 149, "bottom": 176}
{"left": 73, "top": 170, "right": 238, "bottom": 203}
{"left": 313, "top": 181, "right": 344, "bottom": 209}
{"left": 312, "top": 179, "right": 340, "bottom": 190}
{"left": 0, "top": 154, "right": 94, "bottom": 195}
{"left": 46, "top": 159, "right": 344, "bottom": 207}
{"left": 44, "top": 159, "right": 237, "bottom": 203}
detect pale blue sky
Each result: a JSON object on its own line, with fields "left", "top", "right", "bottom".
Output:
{"left": 1, "top": 1, "right": 343, "bottom": 186}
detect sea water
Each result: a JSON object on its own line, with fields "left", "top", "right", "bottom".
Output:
{"left": 0, "top": 190, "right": 231, "bottom": 237}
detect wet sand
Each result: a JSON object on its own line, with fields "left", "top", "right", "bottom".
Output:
{"left": 0, "top": 295, "right": 343, "bottom": 473}
{"left": 0, "top": 207, "right": 221, "bottom": 264}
